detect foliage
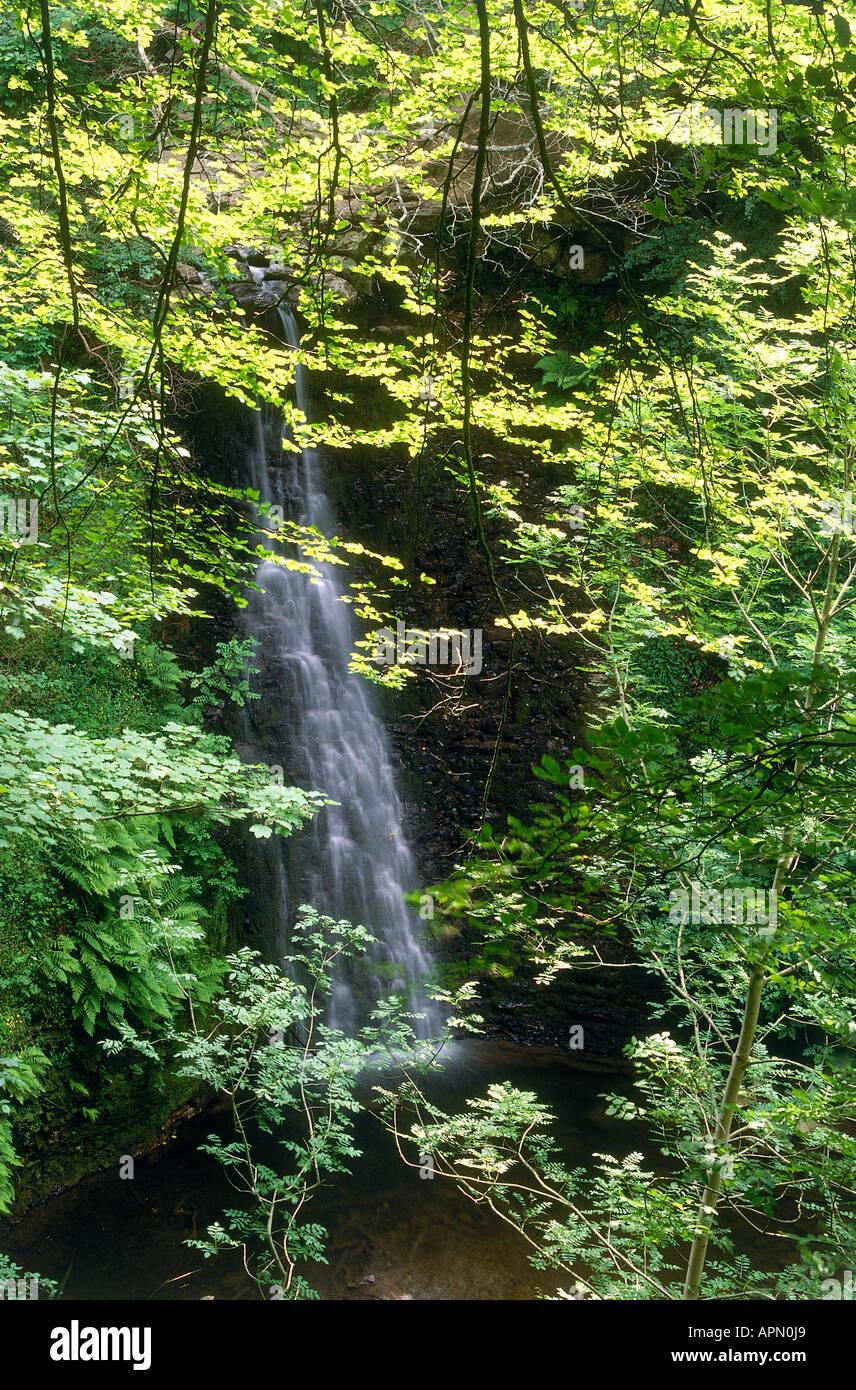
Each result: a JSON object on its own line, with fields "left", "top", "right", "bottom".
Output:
{"left": 0, "top": 0, "right": 854, "bottom": 1305}
{"left": 0, "top": 1251, "right": 58, "bottom": 1298}
{"left": 0, "top": 1048, "right": 49, "bottom": 1213}
{"left": 105, "top": 908, "right": 445, "bottom": 1299}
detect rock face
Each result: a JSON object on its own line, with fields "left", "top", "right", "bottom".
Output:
{"left": 219, "top": 95, "right": 621, "bottom": 320}
{"left": 177, "top": 129, "right": 651, "bottom": 1056}
{"left": 312, "top": 434, "right": 649, "bottom": 1057}
{"left": 225, "top": 246, "right": 369, "bottom": 313}
{"left": 178, "top": 349, "right": 651, "bottom": 1058}
{"left": 225, "top": 219, "right": 605, "bottom": 318}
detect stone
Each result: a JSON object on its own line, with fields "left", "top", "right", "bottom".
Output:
{"left": 311, "top": 270, "right": 361, "bottom": 305}
{"left": 224, "top": 245, "right": 270, "bottom": 267}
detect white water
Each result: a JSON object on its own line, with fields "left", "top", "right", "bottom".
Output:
{"left": 240, "top": 307, "right": 440, "bottom": 1038}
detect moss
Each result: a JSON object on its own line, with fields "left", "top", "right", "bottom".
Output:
{"left": 10, "top": 1056, "right": 208, "bottom": 1212}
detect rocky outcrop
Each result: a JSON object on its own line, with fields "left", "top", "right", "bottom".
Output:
{"left": 216, "top": 93, "right": 625, "bottom": 318}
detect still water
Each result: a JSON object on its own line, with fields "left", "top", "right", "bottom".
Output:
{"left": 2, "top": 1041, "right": 636, "bottom": 1301}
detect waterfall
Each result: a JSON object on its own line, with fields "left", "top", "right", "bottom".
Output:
{"left": 239, "top": 306, "right": 440, "bottom": 1038}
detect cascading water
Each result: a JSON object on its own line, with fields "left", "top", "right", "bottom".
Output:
{"left": 239, "top": 305, "right": 440, "bottom": 1038}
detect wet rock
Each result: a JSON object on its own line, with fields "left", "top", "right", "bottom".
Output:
{"left": 229, "top": 276, "right": 297, "bottom": 313}
{"left": 225, "top": 245, "right": 270, "bottom": 268}
{"left": 262, "top": 266, "right": 297, "bottom": 282}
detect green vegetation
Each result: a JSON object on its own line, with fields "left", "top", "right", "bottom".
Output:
{"left": 0, "top": 0, "right": 855, "bottom": 1306}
